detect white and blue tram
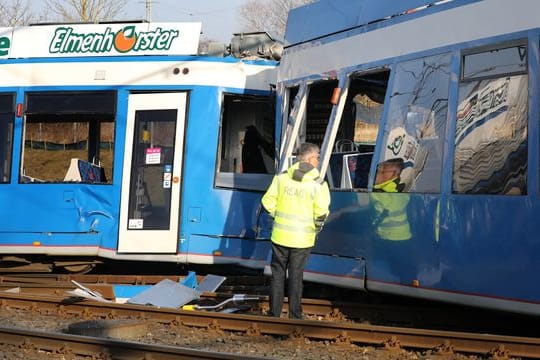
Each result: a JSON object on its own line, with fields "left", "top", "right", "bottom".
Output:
{"left": 270, "top": 0, "right": 540, "bottom": 315}
{"left": 0, "top": 22, "right": 279, "bottom": 273}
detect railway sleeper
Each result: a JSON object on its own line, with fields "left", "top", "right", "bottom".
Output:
{"left": 488, "top": 345, "right": 511, "bottom": 360}
{"left": 382, "top": 335, "right": 402, "bottom": 352}
{"left": 433, "top": 340, "right": 455, "bottom": 355}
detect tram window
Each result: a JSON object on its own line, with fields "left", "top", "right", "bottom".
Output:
{"left": 462, "top": 43, "right": 527, "bottom": 80}
{"left": 453, "top": 43, "right": 528, "bottom": 195}
{"left": 287, "top": 86, "right": 300, "bottom": 117}
{"left": 278, "top": 85, "right": 304, "bottom": 168}
{"left": 281, "top": 85, "right": 299, "bottom": 148}
{"left": 20, "top": 91, "right": 116, "bottom": 184}
{"left": 374, "top": 53, "right": 451, "bottom": 193}
{"left": 216, "top": 93, "right": 275, "bottom": 190}
{"left": 281, "top": 80, "right": 336, "bottom": 177}
{"left": 305, "top": 80, "right": 338, "bottom": 147}
{"left": 329, "top": 71, "right": 389, "bottom": 190}
{"left": 0, "top": 94, "right": 15, "bottom": 183}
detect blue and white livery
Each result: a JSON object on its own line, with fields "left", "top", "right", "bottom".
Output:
{"left": 0, "top": 22, "right": 278, "bottom": 273}
{"left": 271, "top": 0, "right": 540, "bottom": 315}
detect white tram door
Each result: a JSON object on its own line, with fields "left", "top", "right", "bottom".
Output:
{"left": 118, "top": 93, "right": 186, "bottom": 253}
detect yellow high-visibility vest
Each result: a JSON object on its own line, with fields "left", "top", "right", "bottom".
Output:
{"left": 262, "top": 162, "right": 330, "bottom": 248}
{"left": 372, "top": 178, "right": 411, "bottom": 241}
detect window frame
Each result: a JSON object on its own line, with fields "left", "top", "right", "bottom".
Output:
{"left": 0, "top": 93, "right": 15, "bottom": 184}
{"left": 460, "top": 39, "right": 528, "bottom": 83}
{"left": 452, "top": 39, "right": 529, "bottom": 195}
{"left": 20, "top": 91, "right": 117, "bottom": 184}
{"left": 215, "top": 92, "right": 276, "bottom": 191}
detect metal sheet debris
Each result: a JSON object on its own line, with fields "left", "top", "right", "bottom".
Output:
{"left": 66, "top": 280, "right": 112, "bottom": 303}
{"left": 127, "top": 279, "right": 201, "bottom": 308}
{"left": 197, "top": 274, "right": 226, "bottom": 292}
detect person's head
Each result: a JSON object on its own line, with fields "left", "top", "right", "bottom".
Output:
{"left": 374, "top": 158, "right": 403, "bottom": 185}
{"left": 297, "top": 143, "right": 320, "bottom": 167}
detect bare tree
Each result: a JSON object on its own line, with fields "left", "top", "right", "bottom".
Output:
{"left": 238, "top": 0, "right": 314, "bottom": 38}
{"left": 0, "top": 0, "right": 35, "bottom": 26}
{"left": 45, "top": 0, "right": 128, "bottom": 23}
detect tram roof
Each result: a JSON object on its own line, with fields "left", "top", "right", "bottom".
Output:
{"left": 284, "top": 0, "right": 480, "bottom": 45}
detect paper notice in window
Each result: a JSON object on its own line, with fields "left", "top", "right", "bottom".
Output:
{"left": 128, "top": 219, "right": 144, "bottom": 229}
{"left": 145, "top": 148, "right": 161, "bottom": 164}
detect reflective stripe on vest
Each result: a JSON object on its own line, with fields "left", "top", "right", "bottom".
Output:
{"left": 272, "top": 222, "right": 313, "bottom": 234}
{"left": 275, "top": 210, "right": 313, "bottom": 223}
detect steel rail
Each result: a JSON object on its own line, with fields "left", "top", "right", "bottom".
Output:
{"left": 0, "top": 326, "right": 266, "bottom": 360}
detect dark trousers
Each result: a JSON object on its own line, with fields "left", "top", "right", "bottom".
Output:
{"left": 269, "top": 243, "right": 312, "bottom": 319}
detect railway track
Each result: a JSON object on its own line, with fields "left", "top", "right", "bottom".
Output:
{"left": 0, "top": 326, "right": 265, "bottom": 359}
{"left": 1, "top": 274, "right": 537, "bottom": 336}
{"left": 0, "top": 289, "right": 539, "bottom": 359}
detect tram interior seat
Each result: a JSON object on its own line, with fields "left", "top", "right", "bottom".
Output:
{"left": 341, "top": 152, "right": 373, "bottom": 189}
{"left": 329, "top": 140, "right": 373, "bottom": 189}
{"left": 334, "top": 139, "right": 357, "bottom": 153}
{"left": 64, "top": 158, "right": 105, "bottom": 183}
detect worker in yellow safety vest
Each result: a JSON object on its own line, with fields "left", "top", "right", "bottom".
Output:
{"left": 261, "top": 143, "right": 330, "bottom": 319}
{"left": 371, "top": 158, "right": 411, "bottom": 241}
{"left": 371, "top": 158, "right": 414, "bottom": 283}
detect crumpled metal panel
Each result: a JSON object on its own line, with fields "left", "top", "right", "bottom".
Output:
{"left": 127, "top": 279, "right": 201, "bottom": 308}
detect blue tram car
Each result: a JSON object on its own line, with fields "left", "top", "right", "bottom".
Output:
{"left": 269, "top": 0, "right": 540, "bottom": 315}
{"left": 2, "top": 0, "right": 540, "bottom": 318}
{"left": 0, "top": 22, "right": 279, "bottom": 273}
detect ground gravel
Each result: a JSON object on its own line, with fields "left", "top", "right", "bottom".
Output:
{"left": 0, "top": 307, "right": 490, "bottom": 359}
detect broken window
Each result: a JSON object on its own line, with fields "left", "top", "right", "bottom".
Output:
{"left": 21, "top": 91, "right": 116, "bottom": 184}
{"left": 329, "top": 71, "right": 389, "bottom": 190}
{"left": 375, "top": 53, "right": 451, "bottom": 193}
{"left": 216, "top": 93, "right": 275, "bottom": 190}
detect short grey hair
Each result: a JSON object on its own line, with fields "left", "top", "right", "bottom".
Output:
{"left": 297, "top": 143, "right": 320, "bottom": 162}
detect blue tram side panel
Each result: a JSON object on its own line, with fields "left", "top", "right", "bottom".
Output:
{"left": 274, "top": 0, "right": 540, "bottom": 315}
{"left": 0, "top": 22, "right": 279, "bottom": 272}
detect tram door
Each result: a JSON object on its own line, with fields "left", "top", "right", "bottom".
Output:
{"left": 118, "top": 93, "right": 186, "bottom": 253}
